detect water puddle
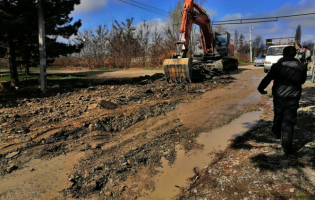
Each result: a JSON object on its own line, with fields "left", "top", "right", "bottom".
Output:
{"left": 141, "top": 110, "right": 262, "bottom": 200}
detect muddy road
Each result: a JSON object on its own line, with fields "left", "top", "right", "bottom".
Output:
{"left": 0, "top": 65, "right": 270, "bottom": 199}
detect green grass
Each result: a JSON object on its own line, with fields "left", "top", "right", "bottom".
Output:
{"left": 1, "top": 66, "right": 61, "bottom": 70}
{"left": 257, "top": 190, "right": 269, "bottom": 197}
{"left": 296, "top": 191, "right": 312, "bottom": 200}
{"left": 0, "top": 75, "right": 11, "bottom": 82}
{"left": 29, "top": 66, "right": 61, "bottom": 70}
{"left": 0, "top": 74, "right": 86, "bottom": 83}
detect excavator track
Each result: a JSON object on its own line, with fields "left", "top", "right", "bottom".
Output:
{"left": 163, "top": 58, "right": 192, "bottom": 83}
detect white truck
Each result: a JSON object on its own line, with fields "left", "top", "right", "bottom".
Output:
{"left": 264, "top": 45, "right": 292, "bottom": 73}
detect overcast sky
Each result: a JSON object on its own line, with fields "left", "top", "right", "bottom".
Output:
{"left": 70, "top": 0, "right": 315, "bottom": 43}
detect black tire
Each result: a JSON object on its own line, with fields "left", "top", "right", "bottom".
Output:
{"left": 254, "top": 64, "right": 256, "bottom": 67}
{"left": 281, "top": 131, "right": 293, "bottom": 155}
{"left": 312, "top": 66, "right": 315, "bottom": 83}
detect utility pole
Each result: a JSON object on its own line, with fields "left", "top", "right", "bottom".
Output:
{"left": 38, "top": 0, "right": 47, "bottom": 91}
{"left": 249, "top": 27, "right": 254, "bottom": 62}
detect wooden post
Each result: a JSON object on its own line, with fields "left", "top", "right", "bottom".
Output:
{"left": 38, "top": 0, "right": 47, "bottom": 91}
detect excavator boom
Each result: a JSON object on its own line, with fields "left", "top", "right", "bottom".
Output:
{"left": 163, "top": 0, "right": 237, "bottom": 83}
{"left": 163, "top": 0, "right": 215, "bottom": 82}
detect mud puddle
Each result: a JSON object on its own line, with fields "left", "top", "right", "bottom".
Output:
{"left": 141, "top": 110, "right": 263, "bottom": 200}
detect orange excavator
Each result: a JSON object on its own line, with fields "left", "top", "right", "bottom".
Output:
{"left": 163, "top": 0, "right": 238, "bottom": 82}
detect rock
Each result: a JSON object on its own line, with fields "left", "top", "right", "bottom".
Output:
{"left": 100, "top": 100, "right": 118, "bottom": 110}
{"left": 105, "top": 191, "right": 113, "bottom": 197}
{"left": 22, "top": 128, "right": 30, "bottom": 134}
{"left": 84, "top": 171, "right": 90, "bottom": 178}
{"left": 2, "top": 122, "right": 9, "bottom": 127}
{"left": 145, "top": 89, "right": 154, "bottom": 94}
{"left": 88, "top": 86, "right": 95, "bottom": 91}
{"left": 0, "top": 116, "right": 6, "bottom": 123}
{"left": 88, "top": 124, "right": 94, "bottom": 131}
{"left": 289, "top": 188, "right": 295, "bottom": 193}
{"left": 91, "top": 143, "right": 101, "bottom": 149}
{"left": 88, "top": 104, "right": 98, "bottom": 110}
{"left": 7, "top": 164, "right": 18, "bottom": 173}
{"left": 30, "top": 168, "right": 35, "bottom": 171}
{"left": 94, "top": 165, "right": 103, "bottom": 170}
{"left": 5, "top": 151, "right": 20, "bottom": 159}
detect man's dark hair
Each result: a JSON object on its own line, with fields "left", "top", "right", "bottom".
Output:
{"left": 283, "top": 46, "right": 296, "bottom": 58}
{"left": 303, "top": 46, "right": 308, "bottom": 49}
{"left": 296, "top": 43, "right": 302, "bottom": 48}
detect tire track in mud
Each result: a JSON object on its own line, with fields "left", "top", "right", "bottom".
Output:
{"left": 0, "top": 71, "right": 235, "bottom": 199}
{"left": 0, "top": 67, "right": 266, "bottom": 199}
{"left": 63, "top": 68, "right": 269, "bottom": 199}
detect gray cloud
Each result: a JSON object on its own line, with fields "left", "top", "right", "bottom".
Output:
{"left": 72, "top": 0, "right": 109, "bottom": 15}
{"left": 135, "top": 18, "right": 170, "bottom": 35}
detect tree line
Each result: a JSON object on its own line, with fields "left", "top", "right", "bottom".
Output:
{"left": 70, "top": 19, "right": 177, "bottom": 69}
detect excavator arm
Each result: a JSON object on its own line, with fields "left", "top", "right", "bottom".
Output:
{"left": 164, "top": 0, "right": 216, "bottom": 82}
{"left": 179, "top": 0, "right": 214, "bottom": 57}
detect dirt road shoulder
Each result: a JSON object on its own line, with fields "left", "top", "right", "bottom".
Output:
{"left": 178, "top": 84, "right": 315, "bottom": 200}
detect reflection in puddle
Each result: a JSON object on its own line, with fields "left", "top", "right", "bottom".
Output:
{"left": 142, "top": 111, "right": 262, "bottom": 200}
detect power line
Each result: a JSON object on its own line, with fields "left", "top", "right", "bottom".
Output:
{"left": 115, "top": 0, "right": 315, "bottom": 27}
{"left": 128, "top": 0, "right": 170, "bottom": 15}
{"left": 213, "top": 12, "right": 315, "bottom": 25}
{"left": 213, "top": 19, "right": 278, "bottom": 25}
{"left": 116, "top": 0, "right": 181, "bottom": 18}
{"left": 116, "top": 0, "right": 169, "bottom": 17}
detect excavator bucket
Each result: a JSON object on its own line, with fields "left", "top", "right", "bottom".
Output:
{"left": 163, "top": 58, "right": 193, "bottom": 83}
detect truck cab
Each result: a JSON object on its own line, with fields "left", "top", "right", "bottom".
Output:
{"left": 264, "top": 45, "right": 292, "bottom": 73}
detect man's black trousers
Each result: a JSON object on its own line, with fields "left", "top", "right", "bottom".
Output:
{"left": 272, "top": 97, "right": 299, "bottom": 149}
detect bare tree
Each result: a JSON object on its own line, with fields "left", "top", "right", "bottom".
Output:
{"left": 234, "top": 30, "right": 239, "bottom": 51}
{"left": 136, "top": 21, "right": 150, "bottom": 67}
{"left": 77, "top": 24, "right": 109, "bottom": 68}
{"left": 252, "top": 35, "right": 265, "bottom": 57}
{"left": 236, "top": 34, "right": 250, "bottom": 62}
{"left": 168, "top": 0, "right": 184, "bottom": 39}
{"left": 213, "top": 25, "right": 227, "bottom": 34}
{"left": 149, "top": 27, "right": 165, "bottom": 66}
{"left": 302, "top": 40, "right": 313, "bottom": 49}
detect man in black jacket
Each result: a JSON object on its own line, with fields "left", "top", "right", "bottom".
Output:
{"left": 258, "top": 46, "right": 307, "bottom": 154}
